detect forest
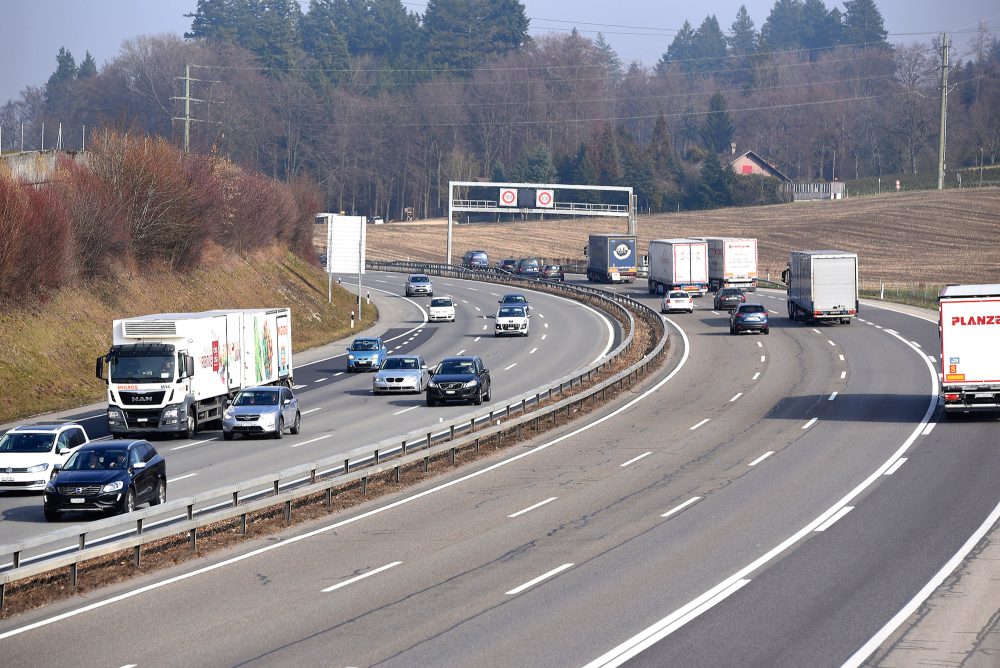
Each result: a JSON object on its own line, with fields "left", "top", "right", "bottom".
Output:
{"left": 2, "top": 0, "right": 998, "bottom": 218}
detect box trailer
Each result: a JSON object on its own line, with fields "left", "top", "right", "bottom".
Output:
{"left": 938, "top": 284, "right": 1000, "bottom": 416}
{"left": 647, "top": 239, "right": 709, "bottom": 296}
{"left": 96, "top": 309, "right": 293, "bottom": 438}
{"left": 696, "top": 237, "right": 758, "bottom": 292}
{"left": 586, "top": 234, "right": 638, "bottom": 283}
{"left": 784, "top": 250, "right": 858, "bottom": 324}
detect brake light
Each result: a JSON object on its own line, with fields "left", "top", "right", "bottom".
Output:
{"left": 944, "top": 393, "right": 960, "bottom": 401}
{"left": 814, "top": 311, "right": 822, "bottom": 316}
{"left": 848, "top": 309, "right": 856, "bottom": 314}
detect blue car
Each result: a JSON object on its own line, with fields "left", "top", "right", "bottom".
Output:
{"left": 346, "top": 336, "right": 387, "bottom": 372}
{"left": 730, "top": 303, "right": 769, "bottom": 335}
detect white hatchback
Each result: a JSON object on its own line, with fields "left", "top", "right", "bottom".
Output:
{"left": 661, "top": 290, "right": 694, "bottom": 313}
{"left": 0, "top": 422, "right": 90, "bottom": 491}
{"left": 495, "top": 305, "right": 530, "bottom": 337}
{"left": 428, "top": 297, "right": 456, "bottom": 322}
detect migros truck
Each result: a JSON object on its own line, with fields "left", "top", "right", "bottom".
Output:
{"left": 96, "top": 309, "right": 293, "bottom": 438}
{"left": 938, "top": 284, "right": 1000, "bottom": 417}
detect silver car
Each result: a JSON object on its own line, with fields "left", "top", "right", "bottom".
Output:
{"left": 222, "top": 386, "right": 301, "bottom": 440}
{"left": 405, "top": 274, "right": 433, "bottom": 297}
{"left": 373, "top": 355, "right": 430, "bottom": 394}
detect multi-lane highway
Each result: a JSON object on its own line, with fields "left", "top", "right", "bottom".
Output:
{"left": 0, "top": 276, "right": 997, "bottom": 668}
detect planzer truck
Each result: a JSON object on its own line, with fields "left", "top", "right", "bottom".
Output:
{"left": 647, "top": 238, "right": 709, "bottom": 296}
{"left": 696, "top": 236, "right": 759, "bottom": 292}
{"left": 96, "top": 309, "right": 293, "bottom": 438}
{"left": 938, "top": 284, "right": 1000, "bottom": 416}
{"left": 783, "top": 250, "right": 858, "bottom": 324}
{"left": 586, "top": 233, "right": 638, "bottom": 283}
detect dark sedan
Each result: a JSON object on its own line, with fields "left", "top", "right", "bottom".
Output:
{"left": 43, "top": 439, "right": 166, "bottom": 520}
{"left": 714, "top": 287, "right": 746, "bottom": 311}
{"left": 541, "top": 264, "right": 564, "bottom": 281}
{"left": 426, "top": 356, "right": 491, "bottom": 406}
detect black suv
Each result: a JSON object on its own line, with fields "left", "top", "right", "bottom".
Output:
{"left": 426, "top": 356, "right": 491, "bottom": 406}
{"left": 714, "top": 287, "right": 746, "bottom": 311}
{"left": 515, "top": 258, "right": 541, "bottom": 278}
{"left": 43, "top": 439, "right": 167, "bottom": 520}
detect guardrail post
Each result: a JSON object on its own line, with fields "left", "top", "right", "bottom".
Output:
{"left": 133, "top": 545, "right": 141, "bottom": 567}
{"left": 70, "top": 562, "right": 78, "bottom": 587}
{"left": 426, "top": 433, "right": 432, "bottom": 448}
{"left": 394, "top": 466, "right": 400, "bottom": 483}
{"left": 233, "top": 491, "right": 239, "bottom": 507}
{"left": 0, "top": 583, "right": 5, "bottom": 609}
{"left": 361, "top": 476, "right": 368, "bottom": 495}
{"left": 136, "top": 518, "right": 143, "bottom": 536}
{"left": 284, "top": 500, "right": 292, "bottom": 522}
{"left": 311, "top": 467, "right": 317, "bottom": 484}
{"left": 423, "top": 456, "right": 429, "bottom": 472}
{"left": 470, "top": 418, "right": 475, "bottom": 433}
{"left": 187, "top": 504, "right": 194, "bottom": 521}
{"left": 13, "top": 551, "right": 20, "bottom": 569}
{"left": 521, "top": 398, "right": 526, "bottom": 414}
{"left": 190, "top": 528, "right": 197, "bottom": 551}
{"left": 374, "top": 449, "right": 380, "bottom": 464}
{"left": 273, "top": 480, "right": 280, "bottom": 496}
{"left": 450, "top": 425, "right": 455, "bottom": 440}
{"left": 474, "top": 437, "right": 480, "bottom": 453}
{"left": 324, "top": 487, "right": 332, "bottom": 507}
{"left": 240, "top": 513, "right": 248, "bottom": 534}
{"left": 344, "top": 459, "right": 350, "bottom": 474}
{"left": 79, "top": 533, "right": 86, "bottom": 551}
{"left": 401, "top": 440, "right": 407, "bottom": 454}
{"left": 450, "top": 447, "right": 456, "bottom": 465}
{"left": 506, "top": 405, "right": 511, "bottom": 420}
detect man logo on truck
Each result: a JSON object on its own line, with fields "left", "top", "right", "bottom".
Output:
{"left": 613, "top": 243, "right": 632, "bottom": 260}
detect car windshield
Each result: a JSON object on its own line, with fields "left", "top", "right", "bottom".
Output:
{"left": 669, "top": 292, "right": 688, "bottom": 298}
{"left": 64, "top": 448, "right": 128, "bottom": 471}
{"left": 0, "top": 432, "right": 55, "bottom": 453}
{"left": 502, "top": 295, "right": 527, "bottom": 304}
{"left": 382, "top": 358, "right": 419, "bottom": 370}
{"left": 740, "top": 305, "right": 767, "bottom": 313}
{"left": 351, "top": 340, "right": 380, "bottom": 351}
{"left": 109, "top": 354, "right": 175, "bottom": 383}
{"left": 438, "top": 360, "right": 475, "bottom": 374}
{"left": 519, "top": 260, "right": 539, "bottom": 269}
{"left": 545, "top": 265, "right": 560, "bottom": 271}
{"left": 430, "top": 299, "right": 452, "bottom": 307}
{"left": 722, "top": 289, "right": 742, "bottom": 296}
{"left": 499, "top": 307, "right": 525, "bottom": 317}
{"left": 409, "top": 276, "right": 429, "bottom": 283}
{"left": 233, "top": 390, "right": 280, "bottom": 406}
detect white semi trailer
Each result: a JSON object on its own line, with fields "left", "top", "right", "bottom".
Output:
{"left": 696, "top": 237, "right": 759, "bottom": 292}
{"left": 647, "top": 239, "right": 709, "bottom": 296}
{"left": 938, "top": 284, "right": 1000, "bottom": 416}
{"left": 784, "top": 250, "right": 858, "bottom": 324}
{"left": 96, "top": 309, "right": 293, "bottom": 438}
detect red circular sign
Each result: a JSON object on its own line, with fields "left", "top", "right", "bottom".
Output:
{"left": 538, "top": 191, "right": 552, "bottom": 205}
{"left": 501, "top": 189, "right": 516, "bottom": 205}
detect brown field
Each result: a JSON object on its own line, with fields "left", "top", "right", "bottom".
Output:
{"left": 357, "top": 188, "right": 1000, "bottom": 286}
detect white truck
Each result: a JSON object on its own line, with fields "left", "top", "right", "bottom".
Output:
{"left": 96, "top": 309, "right": 293, "bottom": 438}
{"left": 938, "top": 284, "right": 1000, "bottom": 416}
{"left": 783, "top": 250, "right": 858, "bottom": 324}
{"left": 696, "top": 236, "right": 758, "bottom": 292}
{"left": 647, "top": 238, "right": 709, "bottom": 296}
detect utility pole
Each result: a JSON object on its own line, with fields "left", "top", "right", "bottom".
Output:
{"left": 172, "top": 64, "right": 202, "bottom": 154}
{"left": 937, "top": 32, "right": 950, "bottom": 190}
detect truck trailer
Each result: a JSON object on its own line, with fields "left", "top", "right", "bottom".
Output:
{"left": 696, "top": 236, "right": 758, "bottom": 292}
{"left": 586, "top": 234, "right": 638, "bottom": 283}
{"left": 784, "top": 250, "right": 858, "bottom": 324}
{"left": 647, "top": 238, "right": 709, "bottom": 296}
{"left": 938, "top": 284, "right": 1000, "bottom": 416}
{"left": 96, "top": 309, "right": 293, "bottom": 438}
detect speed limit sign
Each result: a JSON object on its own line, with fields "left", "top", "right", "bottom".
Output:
{"left": 536, "top": 189, "right": 554, "bottom": 208}
{"left": 499, "top": 188, "right": 517, "bottom": 206}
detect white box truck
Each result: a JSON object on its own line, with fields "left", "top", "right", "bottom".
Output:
{"left": 96, "top": 309, "right": 293, "bottom": 438}
{"left": 647, "top": 239, "right": 709, "bottom": 296}
{"left": 938, "top": 284, "right": 1000, "bottom": 416}
{"left": 784, "top": 250, "right": 858, "bottom": 324}
{"left": 696, "top": 237, "right": 758, "bottom": 292}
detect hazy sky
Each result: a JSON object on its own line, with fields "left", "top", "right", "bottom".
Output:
{"left": 2, "top": 0, "right": 997, "bottom": 106}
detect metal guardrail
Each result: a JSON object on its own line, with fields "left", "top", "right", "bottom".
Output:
{"left": 0, "top": 264, "right": 667, "bottom": 607}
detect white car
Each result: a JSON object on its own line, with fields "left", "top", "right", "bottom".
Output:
{"left": 661, "top": 290, "right": 694, "bottom": 313}
{"left": 428, "top": 297, "right": 456, "bottom": 322}
{"left": 495, "top": 305, "right": 530, "bottom": 337}
{"left": 373, "top": 355, "right": 430, "bottom": 394}
{"left": 0, "top": 422, "right": 90, "bottom": 491}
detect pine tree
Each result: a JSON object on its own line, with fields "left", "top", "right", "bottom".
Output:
{"left": 649, "top": 113, "right": 677, "bottom": 177}
{"left": 657, "top": 20, "right": 695, "bottom": 74}
{"left": 77, "top": 51, "right": 98, "bottom": 79}
{"left": 760, "top": 0, "right": 805, "bottom": 51}
{"left": 422, "top": 0, "right": 529, "bottom": 72}
{"left": 700, "top": 93, "right": 735, "bottom": 154}
{"left": 185, "top": 0, "right": 240, "bottom": 42}
{"left": 512, "top": 146, "right": 557, "bottom": 183}
{"left": 45, "top": 47, "right": 77, "bottom": 108}
{"left": 728, "top": 5, "right": 758, "bottom": 56}
{"left": 691, "top": 15, "right": 727, "bottom": 77}
{"left": 594, "top": 33, "right": 623, "bottom": 85}
{"left": 801, "top": 0, "right": 841, "bottom": 52}
{"left": 301, "top": 0, "right": 350, "bottom": 84}
{"left": 841, "top": 0, "right": 889, "bottom": 48}
{"left": 254, "top": 0, "right": 302, "bottom": 72}
{"left": 697, "top": 152, "right": 734, "bottom": 208}
{"left": 594, "top": 124, "right": 623, "bottom": 185}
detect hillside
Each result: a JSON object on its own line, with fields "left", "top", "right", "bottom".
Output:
{"left": 363, "top": 189, "right": 1000, "bottom": 285}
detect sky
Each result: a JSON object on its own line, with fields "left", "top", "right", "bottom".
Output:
{"left": 2, "top": 0, "right": 998, "bottom": 106}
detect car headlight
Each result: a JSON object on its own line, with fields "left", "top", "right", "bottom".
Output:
{"left": 26, "top": 463, "right": 49, "bottom": 473}
{"left": 108, "top": 408, "right": 123, "bottom": 420}
{"left": 45, "top": 481, "right": 56, "bottom": 492}
{"left": 223, "top": 408, "right": 234, "bottom": 419}
{"left": 163, "top": 407, "right": 179, "bottom": 419}
{"left": 428, "top": 380, "right": 438, "bottom": 388}
{"left": 101, "top": 480, "right": 124, "bottom": 494}
{"left": 463, "top": 380, "right": 479, "bottom": 388}
{"left": 348, "top": 354, "right": 356, "bottom": 360}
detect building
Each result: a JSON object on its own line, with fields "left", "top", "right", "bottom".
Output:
{"left": 729, "top": 151, "right": 792, "bottom": 182}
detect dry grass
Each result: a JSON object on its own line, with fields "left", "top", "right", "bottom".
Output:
{"left": 361, "top": 188, "right": 1000, "bottom": 285}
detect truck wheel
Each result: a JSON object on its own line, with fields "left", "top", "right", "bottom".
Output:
{"left": 181, "top": 413, "right": 196, "bottom": 439}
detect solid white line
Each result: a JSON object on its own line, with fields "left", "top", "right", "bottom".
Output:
{"left": 302, "top": 408, "right": 322, "bottom": 415}
{"left": 922, "top": 422, "right": 936, "bottom": 436}
{"left": 620, "top": 452, "right": 652, "bottom": 467}
{"left": 829, "top": 391, "right": 838, "bottom": 401}
{"left": 504, "top": 363, "right": 517, "bottom": 371}
{"left": 760, "top": 355, "right": 766, "bottom": 363}
{"left": 322, "top": 561, "right": 402, "bottom": 593}
{"left": 802, "top": 417, "right": 818, "bottom": 429}
{"left": 392, "top": 406, "right": 420, "bottom": 416}
{"left": 730, "top": 393, "right": 743, "bottom": 402}
{"left": 884, "top": 458, "right": 907, "bottom": 475}
{"left": 748, "top": 451, "right": 774, "bottom": 467}
{"left": 768, "top": 309, "right": 778, "bottom": 315}
{"left": 289, "top": 434, "right": 333, "bottom": 449}
{"left": 314, "top": 377, "right": 328, "bottom": 383}
{"left": 661, "top": 496, "right": 702, "bottom": 518}
{"left": 911, "top": 340, "right": 922, "bottom": 348}
{"left": 170, "top": 437, "right": 218, "bottom": 452}
{"left": 841, "top": 371, "right": 847, "bottom": 379}
{"left": 814, "top": 506, "right": 853, "bottom": 531}
{"left": 168, "top": 473, "right": 197, "bottom": 483}
{"left": 711, "top": 311, "right": 720, "bottom": 315}
{"left": 689, "top": 418, "right": 709, "bottom": 431}
{"left": 77, "top": 413, "right": 107, "bottom": 421}
{"left": 875, "top": 325, "right": 883, "bottom": 329}
{"left": 530, "top": 347, "right": 538, "bottom": 354}
{"left": 828, "top": 340, "right": 836, "bottom": 347}
{"left": 752, "top": 372, "right": 761, "bottom": 381}
{"left": 507, "top": 497, "right": 558, "bottom": 518}
{"left": 505, "top": 563, "right": 574, "bottom": 595}
{"left": 839, "top": 354, "right": 845, "bottom": 361}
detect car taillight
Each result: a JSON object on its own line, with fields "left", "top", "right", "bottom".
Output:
{"left": 814, "top": 311, "right": 822, "bottom": 316}
{"left": 944, "top": 393, "right": 960, "bottom": 401}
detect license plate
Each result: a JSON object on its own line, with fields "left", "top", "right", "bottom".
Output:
{"left": 137, "top": 418, "right": 148, "bottom": 422}
{"left": 0, "top": 476, "right": 14, "bottom": 482}
{"left": 70, "top": 498, "right": 85, "bottom": 504}
{"left": 446, "top": 390, "right": 456, "bottom": 394}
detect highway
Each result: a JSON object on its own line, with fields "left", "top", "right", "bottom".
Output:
{"left": 0, "top": 279, "right": 998, "bottom": 668}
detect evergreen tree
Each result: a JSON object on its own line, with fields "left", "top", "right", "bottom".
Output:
{"left": 511, "top": 146, "right": 556, "bottom": 183}
{"left": 594, "top": 33, "right": 623, "bottom": 85}
{"left": 700, "top": 92, "right": 735, "bottom": 154}
{"left": 696, "top": 151, "right": 734, "bottom": 208}
{"left": 491, "top": 160, "right": 507, "bottom": 182}
{"left": 728, "top": 5, "right": 758, "bottom": 56}
{"left": 45, "top": 47, "right": 77, "bottom": 108}
{"left": 570, "top": 142, "right": 599, "bottom": 201}
{"left": 185, "top": 0, "right": 243, "bottom": 43}
{"left": 760, "top": 0, "right": 805, "bottom": 51}
{"left": 301, "top": 0, "right": 351, "bottom": 84}
{"left": 422, "top": 0, "right": 529, "bottom": 72}
{"left": 657, "top": 20, "right": 695, "bottom": 74}
{"left": 690, "top": 15, "right": 728, "bottom": 77}
{"left": 77, "top": 51, "right": 98, "bottom": 79}
{"left": 649, "top": 113, "right": 677, "bottom": 176}
{"left": 254, "top": 0, "right": 302, "bottom": 72}
{"left": 594, "top": 123, "right": 623, "bottom": 185}
{"left": 841, "top": 0, "right": 889, "bottom": 47}
{"left": 801, "top": 0, "right": 841, "bottom": 52}
{"left": 619, "top": 133, "right": 656, "bottom": 211}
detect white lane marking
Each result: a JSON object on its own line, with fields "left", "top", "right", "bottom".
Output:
{"left": 77, "top": 413, "right": 107, "bottom": 421}
{"left": 168, "top": 473, "right": 197, "bottom": 483}
{"left": 927, "top": 355, "right": 937, "bottom": 363}
{"left": 884, "top": 458, "right": 907, "bottom": 475}
{"left": 922, "top": 422, "right": 936, "bottom": 436}
{"left": 756, "top": 341, "right": 762, "bottom": 348}
{"left": 544, "top": 323, "right": 549, "bottom": 328}
{"left": 661, "top": 496, "right": 702, "bottom": 518}
{"left": 374, "top": 279, "right": 386, "bottom": 283}
{"left": 490, "top": 292, "right": 500, "bottom": 297}
{"left": 314, "top": 377, "right": 328, "bottom": 383}
{"left": 392, "top": 346, "right": 402, "bottom": 351}
{"left": 322, "top": 561, "right": 402, "bottom": 593}
{"left": 461, "top": 299, "right": 469, "bottom": 304}
{"left": 858, "top": 318, "right": 866, "bottom": 322}
{"left": 467, "top": 287, "right": 478, "bottom": 291}
{"left": 814, "top": 506, "right": 853, "bottom": 531}
{"left": 760, "top": 355, "right": 766, "bottom": 363}
{"left": 474, "top": 337, "right": 481, "bottom": 342}
{"left": 828, "top": 340, "right": 836, "bottom": 347}
{"left": 334, "top": 372, "right": 344, "bottom": 377}
{"left": 474, "top": 306, "right": 481, "bottom": 312}
{"left": 170, "top": 437, "right": 218, "bottom": 452}
{"left": 586, "top": 578, "right": 751, "bottom": 667}
{"left": 748, "top": 451, "right": 774, "bottom": 467}
{"left": 530, "top": 347, "right": 538, "bottom": 354}
{"left": 730, "top": 393, "right": 743, "bottom": 402}
{"left": 812, "top": 328, "right": 822, "bottom": 334}
{"left": 841, "top": 371, "right": 847, "bottom": 379}
{"left": 911, "top": 340, "right": 922, "bottom": 348}
{"left": 508, "top": 497, "right": 558, "bottom": 518}
{"left": 711, "top": 311, "right": 720, "bottom": 316}
{"left": 504, "top": 363, "right": 517, "bottom": 371}
{"left": 768, "top": 309, "right": 778, "bottom": 315}
{"left": 875, "top": 325, "right": 883, "bottom": 329}
{"left": 456, "top": 349, "right": 466, "bottom": 356}
{"left": 689, "top": 419, "right": 709, "bottom": 431}
{"left": 302, "top": 408, "right": 322, "bottom": 415}
{"left": 482, "top": 324, "right": 488, "bottom": 331}
{"left": 752, "top": 372, "right": 761, "bottom": 381}
{"left": 505, "top": 563, "right": 574, "bottom": 596}
{"left": 392, "top": 406, "right": 420, "bottom": 416}
{"left": 292, "top": 384, "right": 307, "bottom": 390}
{"left": 538, "top": 313, "right": 545, "bottom": 319}
{"left": 839, "top": 354, "right": 845, "bottom": 361}
{"left": 829, "top": 391, "right": 838, "bottom": 401}
{"left": 289, "top": 434, "right": 333, "bottom": 449}
{"left": 0, "top": 318, "right": 694, "bottom": 644}
{"left": 542, "top": 334, "right": 547, "bottom": 340}
{"left": 802, "top": 417, "right": 818, "bottom": 429}
{"left": 885, "top": 328, "right": 898, "bottom": 334}
{"left": 620, "top": 452, "right": 652, "bottom": 467}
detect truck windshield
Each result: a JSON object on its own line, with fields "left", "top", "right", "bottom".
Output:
{"left": 0, "top": 433, "right": 55, "bottom": 453}
{"left": 110, "top": 355, "right": 176, "bottom": 383}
